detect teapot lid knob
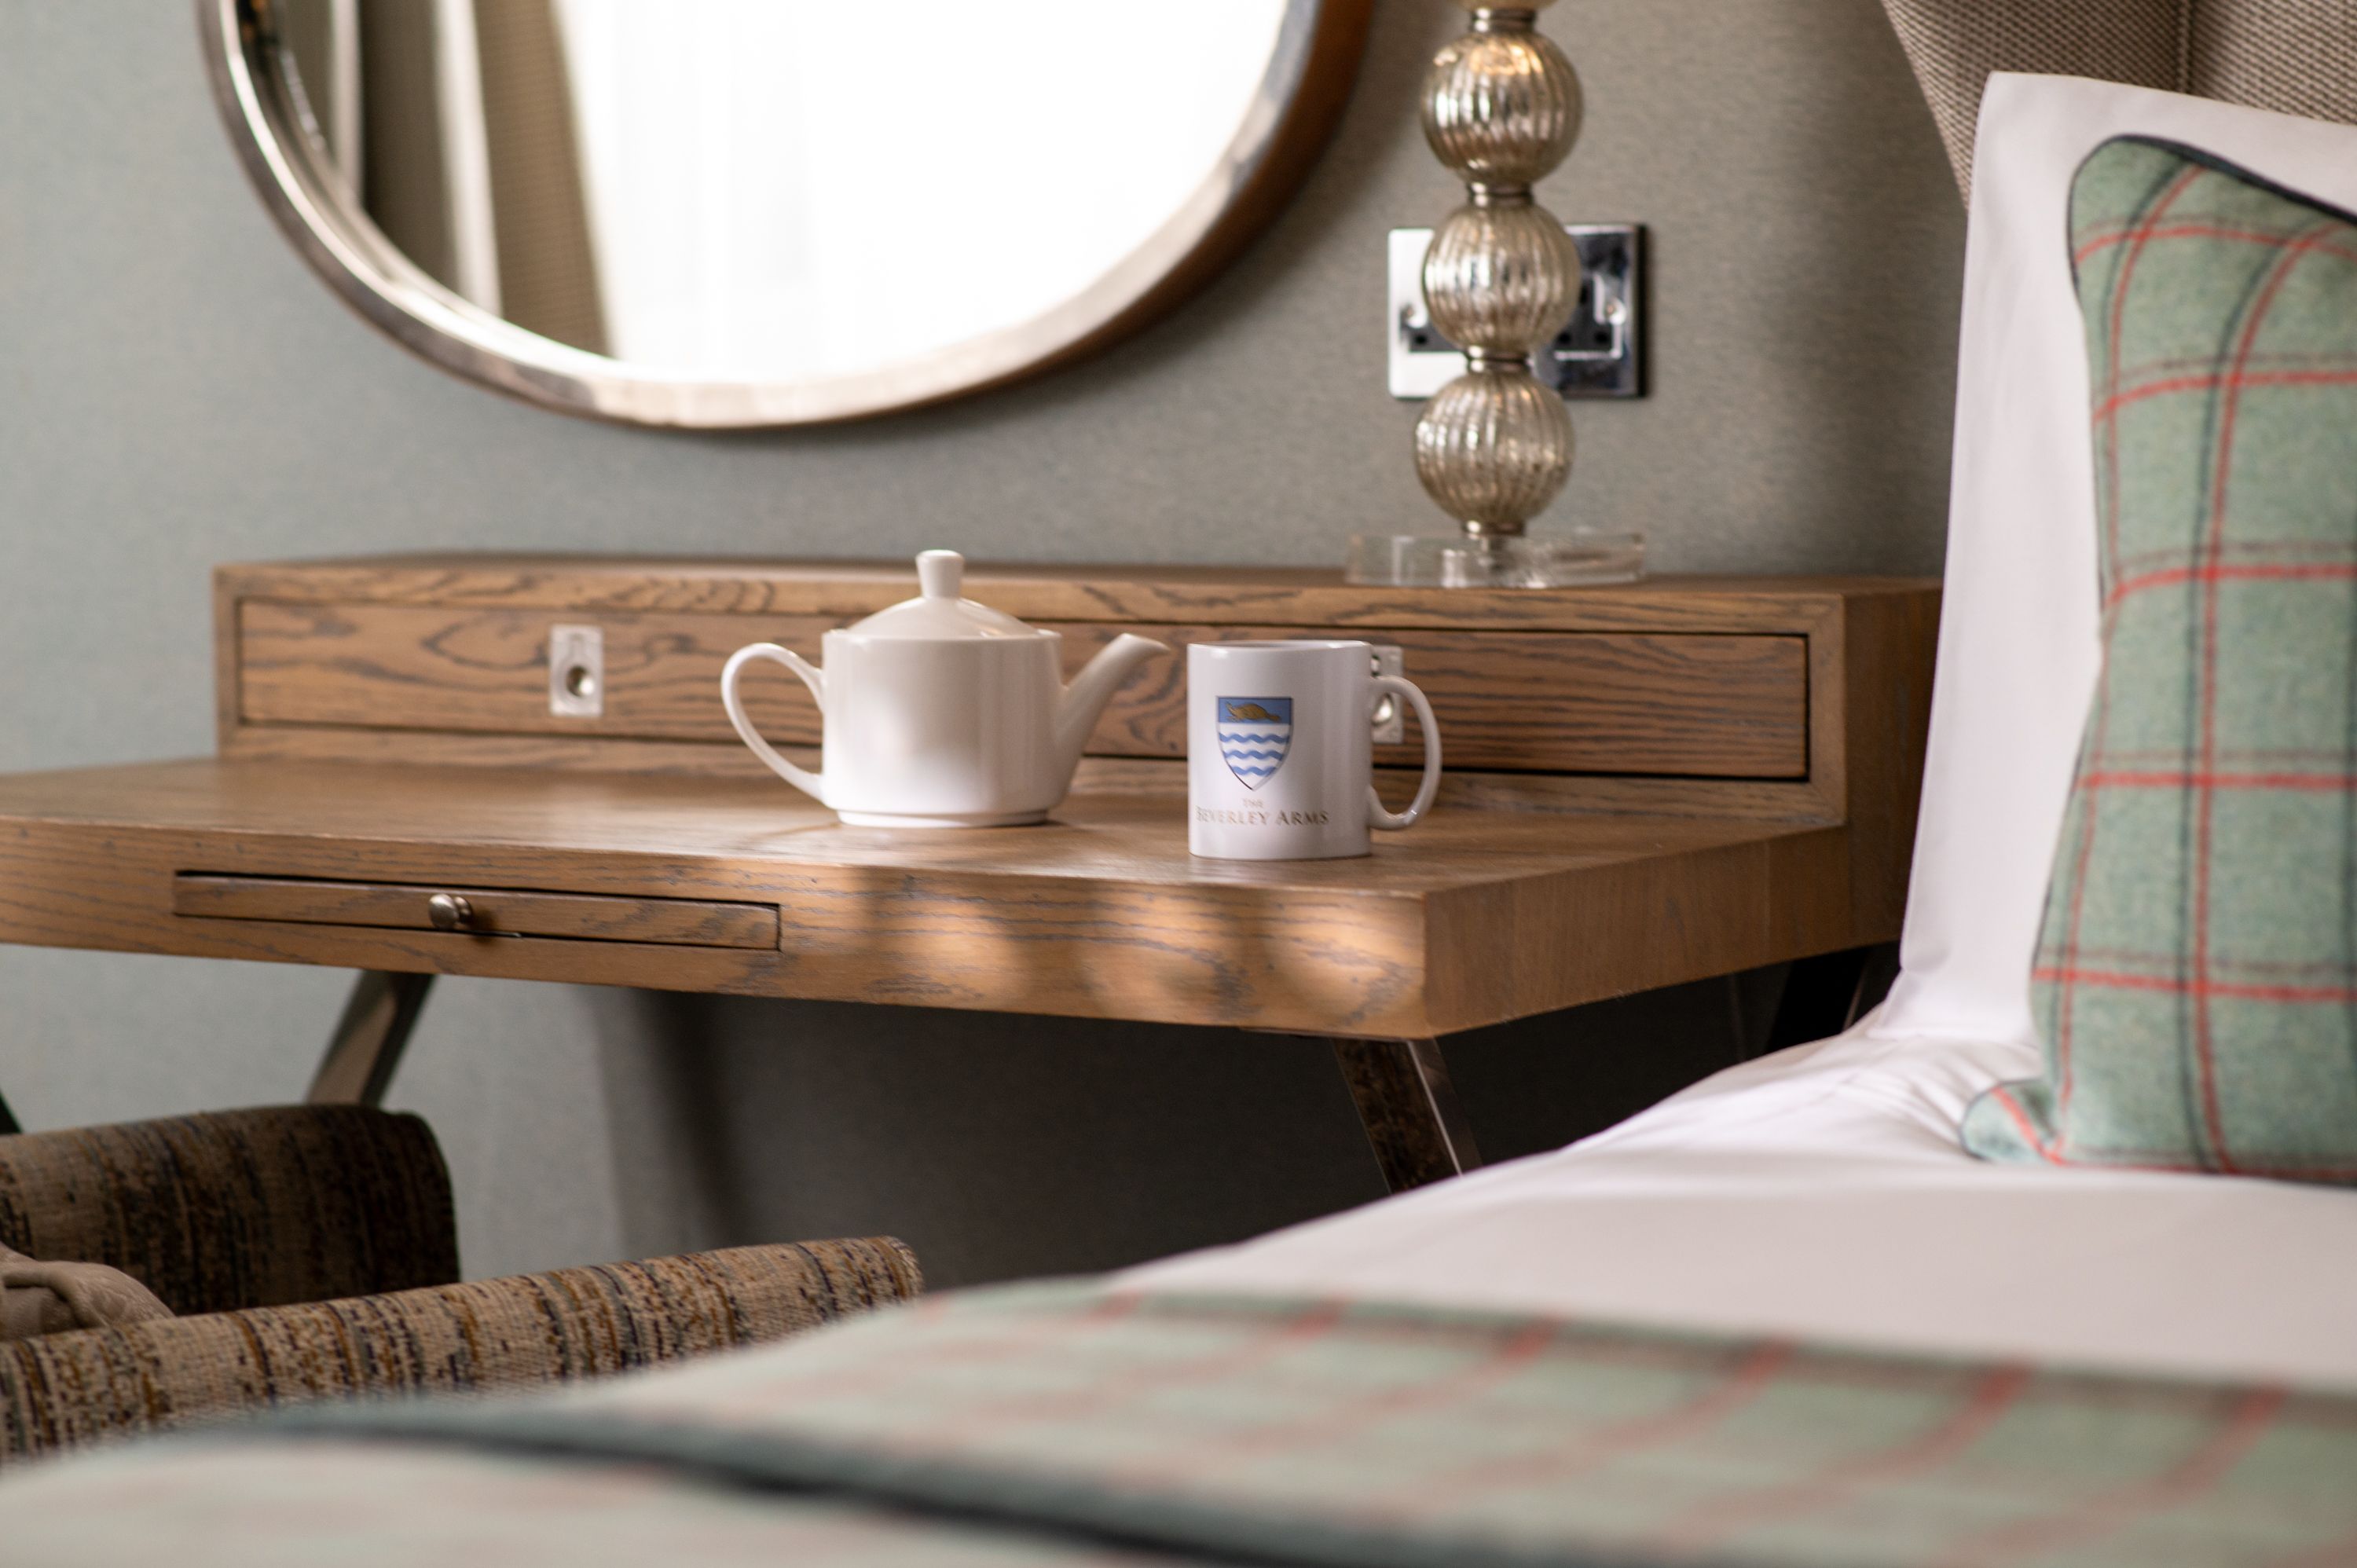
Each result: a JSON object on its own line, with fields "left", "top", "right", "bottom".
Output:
{"left": 915, "top": 550, "right": 963, "bottom": 600}
{"left": 844, "top": 550, "right": 1031, "bottom": 638}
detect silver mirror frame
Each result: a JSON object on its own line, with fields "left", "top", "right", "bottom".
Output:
{"left": 199, "top": 0, "right": 1372, "bottom": 428}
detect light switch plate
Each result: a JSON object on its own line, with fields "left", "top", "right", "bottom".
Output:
{"left": 1389, "top": 223, "right": 1644, "bottom": 400}
{"left": 548, "top": 624, "right": 603, "bottom": 718}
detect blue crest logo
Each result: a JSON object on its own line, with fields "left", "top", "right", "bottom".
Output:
{"left": 1216, "top": 697, "right": 1292, "bottom": 790}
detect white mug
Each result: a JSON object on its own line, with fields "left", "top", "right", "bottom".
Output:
{"left": 1187, "top": 641, "right": 1441, "bottom": 861}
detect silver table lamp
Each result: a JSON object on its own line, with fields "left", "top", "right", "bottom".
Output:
{"left": 1349, "top": 1, "right": 1643, "bottom": 589}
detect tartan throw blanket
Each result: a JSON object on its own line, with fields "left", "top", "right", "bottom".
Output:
{"left": 230, "top": 1281, "right": 2357, "bottom": 1568}
{"left": 1964, "top": 137, "right": 2357, "bottom": 1180}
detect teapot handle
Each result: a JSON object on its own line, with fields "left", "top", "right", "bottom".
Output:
{"left": 720, "top": 643, "right": 827, "bottom": 804}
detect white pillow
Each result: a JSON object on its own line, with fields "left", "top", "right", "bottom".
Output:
{"left": 1875, "top": 74, "right": 2357, "bottom": 1050}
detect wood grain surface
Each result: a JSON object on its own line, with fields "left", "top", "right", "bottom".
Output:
{"left": 0, "top": 556, "right": 1946, "bottom": 1040}
{"left": 214, "top": 732, "right": 1847, "bottom": 823}
{"left": 235, "top": 602, "right": 1810, "bottom": 779}
{"left": 0, "top": 759, "right": 1864, "bottom": 1038}
{"left": 217, "top": 556, "right": 1936, "bottom": 634}
{"left": 172, "top": 874, "right": 778, "bottom": 949}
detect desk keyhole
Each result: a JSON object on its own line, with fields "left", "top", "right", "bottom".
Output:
{"left": 548, "top": 624, "right": 604, "bottom": 717}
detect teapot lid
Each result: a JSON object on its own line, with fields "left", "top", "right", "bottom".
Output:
{"left": 845, "top": 551, "right": 1041, "bottom": 640}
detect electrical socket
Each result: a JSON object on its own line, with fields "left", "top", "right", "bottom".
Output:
{"left": 1389, "top": 223, "right": 1644, "bottom": 400}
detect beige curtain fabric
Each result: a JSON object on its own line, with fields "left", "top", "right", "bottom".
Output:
{"left": 357, "top": 2, "right": 460, "bottom": 289}
{"left": 474, "top": 0, "right": 610, "bottom": 354}
{"left": 277, "top": 0, "right": 353, "bottom": 184}
{"left": 1879, "top": 0, "right": 2357, "bottom": 197}
{"left": 2189, "top": 1, "right": 2357, "bottom": 127}
{"left": 332, "top": 0, "right": 607, "bottom": 349}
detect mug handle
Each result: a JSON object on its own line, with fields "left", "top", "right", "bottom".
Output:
{"left": 1368, "top": 674, "right": 1442, "bottom": 831}
{"left": 720, "top": 643, "right": 827, "bottom": 803}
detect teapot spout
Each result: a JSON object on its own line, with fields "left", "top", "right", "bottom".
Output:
{"left": 1054, "top": 633, "right": 1171, "bottom": 770}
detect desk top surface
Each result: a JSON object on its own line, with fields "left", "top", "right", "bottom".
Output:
{"left": 0, "top": 758, "right": 1814, "bottom": 894}
{"left": 0, "top": 758, "right": 1857, "bottom": 1036}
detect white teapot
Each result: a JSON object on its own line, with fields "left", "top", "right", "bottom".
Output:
{"left": 720, "top": 551, "right": 1168, "bottom": 827}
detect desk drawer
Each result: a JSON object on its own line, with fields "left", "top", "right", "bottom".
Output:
{"left": 236, "top": 603, "right": 1810, "bottom": 779}
{"left": 173, "top": 874, "right": 778, "bottom": 951}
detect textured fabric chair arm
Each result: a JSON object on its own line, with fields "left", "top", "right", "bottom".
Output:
{"left": 0, "top": 1105, "right": 459, "bottom": 1316}
{"left": 0, "top": 1236, "right": 921, "bottom": 1461}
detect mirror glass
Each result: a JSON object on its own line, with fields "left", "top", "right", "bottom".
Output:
{"left": 264, "top": 0, "right": 1296, "bottom": 388}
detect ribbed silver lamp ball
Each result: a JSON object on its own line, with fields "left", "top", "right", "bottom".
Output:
{"left": 1422, "top": 197, "right": 1583, "bottom": 354}
{"left": 1347, "top": 0, "right": 1640, "bottom": 585}
{"left": 1413, "top": 368, "right": 1575, "bottom": 537}
{"left": 1421, "top": 27, "right": 1582, "bottom": 187}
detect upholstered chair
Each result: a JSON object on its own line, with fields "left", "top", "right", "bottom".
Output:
{"left": 1879, "top": 0, "right": 2357, "bottom": 194}
{"left": 0, "top": 1105, "right": 920, "bottom": 1460}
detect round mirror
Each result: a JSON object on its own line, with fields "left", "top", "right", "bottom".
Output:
{"left": 202, "top": 0, "right": 1369, "bottom": 427}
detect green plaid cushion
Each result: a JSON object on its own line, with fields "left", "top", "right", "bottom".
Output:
{"left": 1963, "top": 137, "right": 2357, "bottom": 1181}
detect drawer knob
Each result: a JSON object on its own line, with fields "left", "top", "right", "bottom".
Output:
{"left": 427, "top": 892, "right": 475, "bottom": 932}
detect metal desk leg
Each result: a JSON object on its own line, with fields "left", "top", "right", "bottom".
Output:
{"left": 1762, "top": 943, "right": 1901, "bottom": 1054}
{"left": 1330, "top": 1037, "right": 1483, "bottom": 1193}
{"left": 308, "top": 972, "right": 434, "bottom": 1107}
{"left": 0, "top": 1089, "right": 19, "bottom": 1136}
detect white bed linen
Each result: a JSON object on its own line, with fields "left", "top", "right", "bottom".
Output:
{"left": 1124, "top": 1018, "right": 2357, "bottom": 1388}
{"left": 1129, "top": 76, "right": 2357, "bottom": 1389}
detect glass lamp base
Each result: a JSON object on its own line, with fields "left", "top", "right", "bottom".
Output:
{"left": 1345, "top": 530, "right": 1646, "bottom": 589}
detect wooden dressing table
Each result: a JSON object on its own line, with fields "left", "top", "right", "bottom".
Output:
{"left": 0, "top": 558, "right": 1939, "bottom": 1192}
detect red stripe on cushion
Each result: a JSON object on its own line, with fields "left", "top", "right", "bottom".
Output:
{"left": 1985, "top": 1085, "right": 2068, "bottom": 1166}
{"left": 2076, "top": 222, "right": 2357, "bottom": 269}
{"left": 2110, "top": 559, "right": 2357, "bottom": 610}
{"left": 2093, "top": 366, "right": 2357, "bottom": 423}
{"left": 2101, "top": 167, "right": 2205, "bottom": 570}
{"left": 2041, "top": 943, "right": 2357, "bottom": 979}
{"left": 2102, "top": 743, "right": 2357, "bottom": 761}
{"left": 2034, "top": 965, "right": 2357, "bottom": 1004}
{"left": 2064, "top": 166, "right": 2210, "bottom": 1123}
{"left": 2190, "top": 222, "right": 2347, "bottom": 1174}
{"left": 2079, "top": 769, "right": 2357, "bottom": 790}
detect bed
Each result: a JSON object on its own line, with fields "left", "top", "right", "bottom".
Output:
{"left": 11, "top": 20, "right": 2357, "bottom": 1568}
{"left": 12, "top": 1008, "right": 2355, "bottom": 1567}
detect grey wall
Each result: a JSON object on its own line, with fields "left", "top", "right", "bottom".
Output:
{"left": 0, "top": 2, "right": 1963, "bottom": 1286}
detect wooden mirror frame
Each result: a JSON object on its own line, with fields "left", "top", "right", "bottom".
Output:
{"left": 199, "top": 0, "right": 1373, "bottom": 428}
